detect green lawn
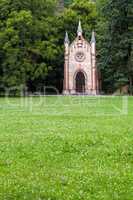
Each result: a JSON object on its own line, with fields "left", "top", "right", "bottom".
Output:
{"left": 0, "top": 96, "right": 133, "bottom": 200}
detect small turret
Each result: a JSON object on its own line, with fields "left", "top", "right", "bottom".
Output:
{"left": 77, "top": 20, "right": 83, "bottom": 36}
{"left": 91, "top": 30, "right": 96, "bottom": 55}
{"left": 64, "top": 31, "right": 70, "bottom": 44}
{"left": 91, "top": 30, "right": 97, "bottom": 93}
{"left": 64, "top": 31, "right": 69, "bottom": 56}
{"left": 91, "top": 31, "right": 96, "bottom": 44}
{"left": 64, "top": 31, "right": 70, "bottom": 94}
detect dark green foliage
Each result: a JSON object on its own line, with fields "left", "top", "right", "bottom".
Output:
{"left": 97, "top": 0, "right": 133, "bottom": 93}
{"left": 64, "top": 0, "right": 73, "bottom": 7}
{"left": 0, "top": 0, "right": 59, "bottom": 93}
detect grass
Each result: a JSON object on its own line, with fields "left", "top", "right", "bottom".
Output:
{"left": 0, "top": 96, "right": 133, "bottom": 200}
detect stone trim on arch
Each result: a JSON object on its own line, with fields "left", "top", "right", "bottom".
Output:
{"left": 73, "top": 69, "right": 88, "bottom": 92}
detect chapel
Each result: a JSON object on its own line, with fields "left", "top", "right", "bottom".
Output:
{"left": 63, "top": 21, "right": 99, "bottom": 95}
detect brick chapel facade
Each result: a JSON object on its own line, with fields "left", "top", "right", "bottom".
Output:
{"left": 63, "top": 21, "right": 99, "bottom": 95}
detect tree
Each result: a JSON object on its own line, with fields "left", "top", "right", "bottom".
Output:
{"left": 0, "top": 0, "right": 58, "bottom": 94}
{"left": 97, "top": 0, "right": 133, "bottom": 93}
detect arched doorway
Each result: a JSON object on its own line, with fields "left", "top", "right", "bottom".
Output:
{"left": 75, "top": 71, "right": 86, "bottom": 93}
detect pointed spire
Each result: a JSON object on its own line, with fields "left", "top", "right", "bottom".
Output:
{"left": 77, "top": 20, "right": 83, "bottom": 36}
{"left": 91, "top": 31, "right": 96, "bottom": 43}
{"left": 64, "top": 31, "right": 70, "bottom": 44}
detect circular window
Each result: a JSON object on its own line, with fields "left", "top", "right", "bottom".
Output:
{"left": 75, "top": 52, "right": 85, "bottom": 62}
